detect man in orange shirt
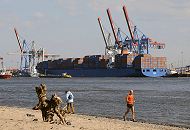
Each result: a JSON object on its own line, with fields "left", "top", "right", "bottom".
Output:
{"left": 123, "top": 90, "right": 136, "bottom": 122}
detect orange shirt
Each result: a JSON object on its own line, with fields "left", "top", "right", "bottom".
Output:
{"left": 126, "top": 94, "right": 134, "bottom": 105}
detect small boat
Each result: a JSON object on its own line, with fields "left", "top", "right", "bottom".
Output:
{"left": 0, "top": 70, "right": 12, "bottom": 79}
{"left": 165, "top": 69, "right": 179, "bottom": 77}
{"left": 62, "top": 73, "right": 72, "bottom": 78}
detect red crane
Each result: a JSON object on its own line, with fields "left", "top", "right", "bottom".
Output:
{"left": 123, "top": 6, "right": 136, "bottom": 46}
{"left": 98, "top": 17, "right": 108, "bottom": 49}
{"left": 106, "top": 8, "right": 120, "bottom": 46}
{"left": 14, "top": 28, "right": 23, "bottom": 53}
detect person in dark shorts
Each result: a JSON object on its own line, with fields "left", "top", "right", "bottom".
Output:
{"left": 123, "top": 90, "right": 136, "bottom": 122}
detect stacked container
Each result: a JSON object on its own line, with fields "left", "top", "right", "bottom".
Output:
{"left": 73, "top": 58, "right": 83, "bottom": 68}
{"left": 58, "top": 58, "right": 74, "bottom": 69}
{"left": 133, "top": 54, "right": 167, "bottom": 69}
{"left": 115, "top": 53, "right": 138, "bottom": 68}
{"left": 99, "top": 55, "right": 109, "bottom": 68}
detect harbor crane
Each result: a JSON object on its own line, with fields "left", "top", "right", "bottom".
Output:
{"left": 13, "top": 28, "right": 59, "bottom": 77}
{"left": 98, "top": 5, "right": 165, "bottom": 57}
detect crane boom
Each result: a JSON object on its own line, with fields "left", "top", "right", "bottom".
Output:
{"left": 123, "top": 5, "right": 135, "bottom": 51}
{"left": 98, "top": 17, "right": 108, "bottom": 49}
{"left": 106, "top": 8, "right": 119, "bottom": 45}
{"left": 14, "top": 28, "right": 23, "bottom": 53}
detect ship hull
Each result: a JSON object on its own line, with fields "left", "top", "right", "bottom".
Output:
{"left": 40, "top": 68, "right": 167, "bottom": 77}
{"left": 0, "top": 74, "right": 12, "bottom": 79}
{"left": 36, "top": 54, "right": 167, "bottom": 78}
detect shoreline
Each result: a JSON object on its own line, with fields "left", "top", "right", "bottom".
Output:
{"left": 84, "top": 114, "right": 190, "bottom": 129}
{"left": 78, "top": 114, "right": 190, "bottom": 129}
{"left": 0, "top": 106, "right": 188, "bottom": 130}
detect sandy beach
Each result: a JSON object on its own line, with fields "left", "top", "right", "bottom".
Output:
{"left": 0, "top": 106, "right": 188, "bottom": 130}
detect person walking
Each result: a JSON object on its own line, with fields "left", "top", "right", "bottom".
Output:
{"left": 123, "top": 90, "right": 136, "bottom": 122}
{"left": 65, "top": 90, "right": 75, "bottom": 114}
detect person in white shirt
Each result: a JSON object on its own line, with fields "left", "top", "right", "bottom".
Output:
{"left": 65, "top": 90, "right": 75, "bottom": 114}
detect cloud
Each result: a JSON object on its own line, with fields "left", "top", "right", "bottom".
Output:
{"left": 1, "top": 0, "right": 13, "bottom": 3}
{"left": 0, "top": 21, "right": 5, "bottom": 28}
{"left": 33, "top": 12, "right": 45, "bottom": 19}
{"left": 55, "top": 0, "right": 82, "bottom": 16}
{"left": 56, "top": 0, "right": 64, "bottom": 4}
{"left": 89, "top": 0, "right": 123, "bottom": 12}
{"left": 24, "top": 21, "right": 33, "bottom": 28}
{"left": 54, "top": 0, "right": 124, "bottom": 15}
{"left": 65, "top": 1, "right": 79, "bottom": 16}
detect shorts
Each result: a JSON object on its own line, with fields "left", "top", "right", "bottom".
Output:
{"left": 127, "top": 104, "right": 133, "bottom": 108}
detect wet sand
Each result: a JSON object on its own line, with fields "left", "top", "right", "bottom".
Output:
{"left": 0, "top": 106, "right": 188, "bottom": 130}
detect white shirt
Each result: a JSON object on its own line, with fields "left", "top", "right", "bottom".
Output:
{"left": 66, "top": 91, "right": 74, "bottom": 103}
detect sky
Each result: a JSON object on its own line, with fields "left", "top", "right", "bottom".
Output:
{"left": 0, "top": 0, "right": 190, "bottom": 69}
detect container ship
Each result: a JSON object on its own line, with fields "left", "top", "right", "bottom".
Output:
{"left": 36, "top": 6, "right": 167, "bottom": 77}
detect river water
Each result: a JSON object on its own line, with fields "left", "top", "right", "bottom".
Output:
{"left": 0, "top": 77, "right": 189, "bottom": 128}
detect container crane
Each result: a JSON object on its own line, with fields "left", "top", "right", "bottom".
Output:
{"left": 106, "top": 8, "right": 124, "bottom": 50}
{"left": 98, "top": 17, "right": 115, "bottom": 51}
{"left": 14, "top": 28, "right": 38, "bottom": 76}
{"left": 13, "top": 28, "right": 60, "bottom": 77}
{"left": 98, "top": 16, "right": 120, "bottom": 68}
{"left": 100, "top": 6, "right": 165, "bottom": 55}
{"left": 122, "top": 5, "right": 165, "bottom": 54}
{"left": 123, "top": 5, "right": 135, "bottom": 52}
{"left": 98, "top": 5, "right": 166, "bottom": 70}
